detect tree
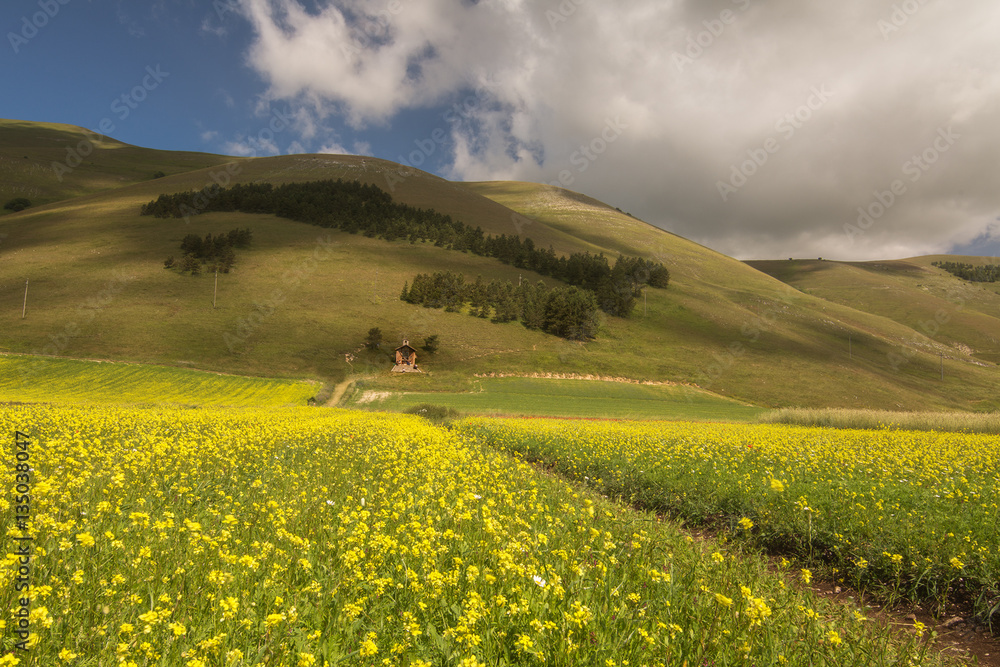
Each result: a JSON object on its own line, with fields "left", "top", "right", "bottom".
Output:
{"left": 181, "top": 255, "right": 201, "bottom": 275}
{"left": 519, "top": 281, "right": 547, "bottom": 330}
{"left": 543, "top": 286, "right": 599, "bottom": 340}
{"left": 421, "top": 335, "right": 439, "bottom": 355}
{"left": 365, "top": 327, "right": 384, "bottom": 351}
{"left": 3, "top": 198, "right": 31, "bottom": 212}
{"left": 646, "top": 263, "right": 670, "bottom": 288}
{"left": 180, "top": 234, "right": 203, "bottom": 257}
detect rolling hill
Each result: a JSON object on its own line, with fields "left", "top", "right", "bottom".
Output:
{"left": 747, "top": 258, "right": 1000, "bottom": 366}
{"left": 1, "top": 118, "right": 998, "bottom": 412}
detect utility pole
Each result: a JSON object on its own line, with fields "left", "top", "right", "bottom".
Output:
{"left": 373, "top": 267, "right": 378, "bottom": 304}
{"left": 213, "top": 269, "right": 219, "bottom": 309}
{"left": 849, "top": 335, "right": 852, "bottom": 360}
{"left": 22, "top": 279, "right": 28, "bottom": 319}
{"left": 940, "top": 353, "right": 944, "bottom": 381}
{"left": 644, "top": 288, "right": 647, "bottom": 317}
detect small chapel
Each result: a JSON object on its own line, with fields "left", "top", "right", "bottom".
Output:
{"left": 392, "top": 340, "right": 421, "bottom": 373}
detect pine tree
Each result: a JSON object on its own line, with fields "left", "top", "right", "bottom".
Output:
{"left": 422, "top": 335, "right": 439, "bottom": 354}
{"left": 365, "top": 327, "right": 384, "bottom": 351}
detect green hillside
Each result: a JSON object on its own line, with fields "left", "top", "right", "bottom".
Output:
{"left": 747, "top": 258, "right": 1000, "bottom": 366}
{"left": 1, "top": 120, "right": 998, "bottom": 412}
{"left": 0, "top": 118, "right": 232, "bottom": 209}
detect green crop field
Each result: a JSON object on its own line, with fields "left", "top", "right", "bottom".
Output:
{"left": 346, "top": 376, "right": 765, "bottom": 421}
{"left": 0, "top": 354, "right": 316, "bottom": 407}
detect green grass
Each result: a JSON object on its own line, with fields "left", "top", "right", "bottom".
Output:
{"left": 3, "top": 119, "right": 1000, "bottom": 413}
{"left": 758, "top": 407, "right": 1000, "bottom": 434}
{"left": 747, "top": 257, "right": 1000, "bottom": 370}
{"left": 0, "top": 118, "right": 232, "bottom": 207}
{"left": 0, "top": 354, "right": 317, "bottom": 406}
{"left": 347, "top": 376, "right": 765, "bottom": 421}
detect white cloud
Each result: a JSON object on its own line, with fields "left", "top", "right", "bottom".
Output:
{"left": 237, "top": 0, "right": 1000, "bottom": 260}
{"left": 318, "top": 141, "right": 350, "bottom": 155}
{"left": 223, "top": 133, "right": 280, "bottom": 157}
{"left": 216, "top": 89, "right": 237, "bottom": 109}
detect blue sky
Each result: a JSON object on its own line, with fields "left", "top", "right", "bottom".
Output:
{"left": 1, "top": 1, "right": 456, "bottom": 173}
{"left": 3, "top": 0, "right": 999, "bottom": 261}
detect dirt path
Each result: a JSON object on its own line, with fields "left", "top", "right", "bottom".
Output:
{"left": 324, "top": 379, "right": 354, "bottom": 407}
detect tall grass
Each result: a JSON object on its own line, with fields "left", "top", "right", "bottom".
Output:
{"left": 757, "top": 407, "right": 1000, "bottom": 434}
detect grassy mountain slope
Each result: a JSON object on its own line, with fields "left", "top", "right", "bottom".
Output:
{"left": 462, "top": 183, "right": 1000, "bottom": 411}
{"left": 0, "top": 118, "right": 232, "bottom": 209}
{"left": 748, "top": 258, "right": 1000, "bottom": 365}
{"left": 1, "top": 120, "right": 997, "bottom": 411}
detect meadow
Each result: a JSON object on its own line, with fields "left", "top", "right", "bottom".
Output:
{"left": 347, "top": 376, "right": 765, "bottom": 422}
{"left": 0, "top": 355, "right": 316, "bottom": 407}
{"left": 455, "top": 418, "right": 1000, "bottom": 625}
{"left": 0, "top": 404, "right": 963, "bottom": 666}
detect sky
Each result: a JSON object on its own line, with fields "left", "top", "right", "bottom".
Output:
{"left": 3, "top": 0, "right": 999, "bottom": 261}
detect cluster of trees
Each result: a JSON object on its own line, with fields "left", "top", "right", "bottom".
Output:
{"left": 933, "top": 261, "right": 1000, "bottom": 283}
{"left": 164, "top": 228, "right": 252, "bottom": 275}
{"left": 401, "top": 271, "right": 600, "bottom": 340}
{"left": 141, "top": 179, "right": 670, "bottom": 316}
{"left": 3, "top": 198, "right": 31, "bottom": 212}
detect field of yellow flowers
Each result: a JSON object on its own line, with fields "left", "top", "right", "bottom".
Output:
{"left": 0, "top": 404, "right": 964, "bottom": 665}
{"left": 456, "top": 418, "right": 1000, "bottom": 625}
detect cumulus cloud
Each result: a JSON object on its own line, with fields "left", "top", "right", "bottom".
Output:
{"left": 235, "top": 0, "right": 1000, "bottom": 260}
{"left": 223, "top": 133, "right": 280, "bottom": 157}
{"left": 318, "top": 141, "right": 350, "bottom": 155}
